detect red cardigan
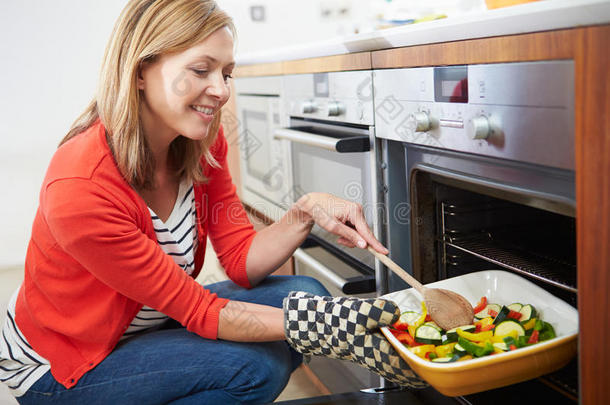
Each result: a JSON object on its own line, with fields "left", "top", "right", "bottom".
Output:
{"left": 15, "top": 120, "right": 256, "bottom": 388}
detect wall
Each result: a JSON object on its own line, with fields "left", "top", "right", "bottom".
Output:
{"left": 217, "top": 0, "right": 486, "bottom": 57}
{"left": 0, "top": 0, "right": 128, "bottom": 266}
{"left": 217, "top": 0, "right": 365, "bottom": 57}
{"left": 0, "top": 0, "right": 485, "bottom": 267}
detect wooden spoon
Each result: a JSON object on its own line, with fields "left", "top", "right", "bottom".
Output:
{"left": 368, "top": 246, "right": 474, "bottom": 331}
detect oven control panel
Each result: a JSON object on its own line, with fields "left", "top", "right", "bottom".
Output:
{"left": 373, "top": 61, "right": 574, "bottom": 170}
{"left": 282, "top": 71, "right": 375, "bottom": 126}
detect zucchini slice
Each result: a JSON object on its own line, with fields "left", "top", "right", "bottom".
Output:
{"left": 492, "top": 306, "right": 511, "bottom": 325}
{"left": 454, "top": 343, "right": 467, "bottom": 355}
{"left": 399, "top": 311, "right": 422, "bottom": 325}
{"left": 414, "top": 325, "right": 442, "bottom": 345}
{"left": 424, "top": 321, "right": 443, "bottom": 332}
{"left": 507, "top": 303, "right": 523, "bottom": 312}
{"left": 493, "top": 342, "right": 509, "bottom": 351}
{"left": 431, "top": 356, "right": 455, "bottom": 363}
{"left": 519, "top": 304, "right": 537, "bottom": 322}
{"left": 475, "top": 303, "right": 502, "bottom": 319}
{"left": 494, "top": 320, "right": 526, "bottom": 337}
{"left": 445, "top": 325, "right": 475, "bottom": 343}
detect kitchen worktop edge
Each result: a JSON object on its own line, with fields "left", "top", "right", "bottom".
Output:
{"left": 235, "top": 0, "right": 610, "bottom": 66}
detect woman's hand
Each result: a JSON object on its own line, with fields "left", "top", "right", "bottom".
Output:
{"left": 283, "top": 291, "right": 427, "bottom": 388}
{"left": 295, "top": 192, "right": 388, "bottom": 254}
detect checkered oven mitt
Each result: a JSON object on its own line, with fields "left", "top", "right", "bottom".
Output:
{"left": 283, "top": 291, "right": 428, "bottom": 388}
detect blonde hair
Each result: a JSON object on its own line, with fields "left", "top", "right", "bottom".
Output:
{"left": 60, "top": 0, "right": 235, "bottom": 189}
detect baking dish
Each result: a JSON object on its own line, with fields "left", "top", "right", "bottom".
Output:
{"left": 380, "top": 270, "right": 578, "bottom": 396}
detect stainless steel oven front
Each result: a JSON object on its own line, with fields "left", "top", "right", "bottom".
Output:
{"left": 234, "top": 76, "right": 292, "bottom": 222}
{"left": 278, "top": 70, "right": 386, "bottom": 393}
{"left": 376, "top": 61, "right": 579, "bottom": 403}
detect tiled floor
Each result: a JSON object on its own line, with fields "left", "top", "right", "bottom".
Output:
{"left": 0, "top": 242, "right": 324, "bottom": 404}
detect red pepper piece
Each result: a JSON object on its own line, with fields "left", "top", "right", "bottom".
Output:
{"left": 488, "top": 309, "right": 499, "bottom": 318}
{"left": 393, "top": 330, "right": 421, "bottom": 347}
{"left": 507, "top": 310, "right": 522, "bottom": 320}
{"left": 473, "top": 296, "right": 488, "bottom": 314}
{"left": 393, "top": 321, "right": 409, "bottom": 331}
{"left": 528, "top": 330, "right": 540, "bottom": 344}
{"left": 509, "top": 344, "right": 518, "bottom": 351}
{"left": 425, "top": 314, "right": 433, "bottom": 322}
{"left": 475, "top": 323, "right": 482, "bottom": 333}
{"left": 480, "top": 324, "right": 495, "bottom": 332}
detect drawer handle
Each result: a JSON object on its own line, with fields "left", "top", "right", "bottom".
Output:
{"left": 274, "top": 128, "right": 370, "bottom": 153}
{"left": 293, "top": 248, "right": 376, "bottom": 294}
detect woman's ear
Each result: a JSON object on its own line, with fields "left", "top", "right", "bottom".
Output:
{"left": 137, "top": 63, "right": 146, "bottom": 90}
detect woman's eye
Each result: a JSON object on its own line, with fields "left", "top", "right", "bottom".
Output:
{"left": 191, "top": 69, "right": 207, "bottom": 76}
{"left": 223, "top": 74, "right": 233, "bottom": 82}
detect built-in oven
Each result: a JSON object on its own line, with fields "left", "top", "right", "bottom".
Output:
{"left": 234, "top": 75, "right": 292, "bottom": 222}
{"left": 375, "top": 61, "right": 579, "bottom": 403}
{"left": 278, "top": 70, "right": 387, "bottom": 393}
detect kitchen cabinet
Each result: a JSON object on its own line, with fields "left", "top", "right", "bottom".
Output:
{"left": 233, "top": 23, "right": 609, "bottom": 404}
{"left": 220, "top": 88, "right": 293, "bottom": 276}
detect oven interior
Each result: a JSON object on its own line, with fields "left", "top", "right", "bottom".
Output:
{"left": 410, "top": 170, "right": 578, "bottom": 402}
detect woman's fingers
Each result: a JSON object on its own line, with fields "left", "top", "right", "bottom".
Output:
{"left": 298, "top": 193, "right": 388, "bottom": 254}
{"left": 337, "top": 236, "right": 356, "bottom": 248}
{"left": 310, "top": 204, "right": 367, "bottom": 248}
{"left": 348, "top": 203, "right": 389, "bottom": 254}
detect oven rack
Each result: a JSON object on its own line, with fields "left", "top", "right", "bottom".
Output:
{"left": 442, "top": 232, "right": 577, "bottom": 293}
{"left": 540, "top": 358, "right": 579, "bottom": 401}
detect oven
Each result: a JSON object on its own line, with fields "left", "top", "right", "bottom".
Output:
{"left": 277, "top": 71, "right": 387, "bottom": 393}
{"left": 234, "top": 75, "right": 292, "bottom": 222}
{"left": 375, "top": 61, "right": 579, "bottom": 403}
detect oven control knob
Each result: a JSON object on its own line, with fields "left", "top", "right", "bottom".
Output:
{"left": 469, "top": 116, "right": 491, "bottom": 140}
{"left": 301, "top": 101, "right": 317, "bottom": 114}
{"left": 327, "top": 101, "right": 345, "bottom": 117}
{"left": 406, "top": 112, "right": 431, "bottom": 132}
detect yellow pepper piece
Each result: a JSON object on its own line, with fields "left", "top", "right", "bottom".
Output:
{"left": 522, "top": 318, "right": 537, "bottom": 330}
{"left": 493, "top": 346, "right": 505, "bottom": 354}
{"left": 456, "top": 328, "right": 493, "bottom": 342}
{"left": 409, "top": 344, "right": 436, "bottom": 358}
{"left": 435, "top": 342, "right": 457, "bottom": 358}
{"left": 457, "top": 355, "right": 473, "bottom": 362}
{"left": 491, "top": 330, "right": 519, "bottom": 343}
{"left": 475, "top": 317, "right": 494, "bottom": 327}
{"left": 408, "top": 301, "right": 428, "bottom": 337}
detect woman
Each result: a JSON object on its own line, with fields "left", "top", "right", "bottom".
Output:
{"left": 0, "top": 1, "right": 424, "bottom": 403}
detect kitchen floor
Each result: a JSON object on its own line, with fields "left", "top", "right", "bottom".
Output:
{"left": 0, "top": 241, "right": 324, "bottom": 404}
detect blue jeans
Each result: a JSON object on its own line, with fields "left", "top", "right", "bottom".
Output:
{"left": 17, "top": 275, "right": 329, "bottom": 405}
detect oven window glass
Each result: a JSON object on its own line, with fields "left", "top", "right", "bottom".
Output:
{"left": 291, "top": 140, "right": 374, "bottom": 269}
{"left": 242, "top": 109, "right": 272, "bottom": 181}
{"left": 292, "top": 142, "right": 371, "bottom": 215}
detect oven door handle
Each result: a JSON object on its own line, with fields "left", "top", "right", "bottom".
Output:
{"left": 293, "top": 248, "right": 376, "bottom": 295}
{"left": 273, "top": 128, "right": 370, "bottom": 153}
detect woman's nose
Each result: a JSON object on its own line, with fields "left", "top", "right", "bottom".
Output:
{"left": 206, "top": 73, "right": 229, "bottom": 100}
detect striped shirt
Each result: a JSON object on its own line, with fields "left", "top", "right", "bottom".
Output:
{"left": 123, "top": 180, "right": 197, "bottom": 338}
{"left": 0, "top": 180, "right": 197, "bottom": 397}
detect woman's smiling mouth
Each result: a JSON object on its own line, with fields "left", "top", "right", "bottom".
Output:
{"left": 191, "top": 105, "right": 215, "bottom": 122}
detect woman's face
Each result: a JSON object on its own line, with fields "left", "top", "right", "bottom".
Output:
{"left": 138, "top": 26, "right": 235, "bottom": 144}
